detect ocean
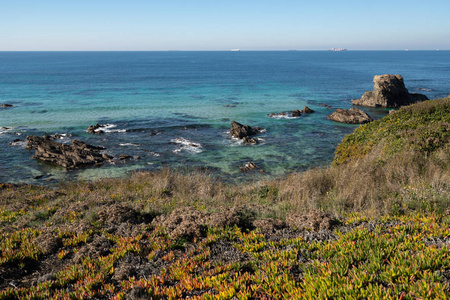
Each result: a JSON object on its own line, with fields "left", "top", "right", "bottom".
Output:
{"left": 1, "top": 51, "right": 449, "bottom": 185}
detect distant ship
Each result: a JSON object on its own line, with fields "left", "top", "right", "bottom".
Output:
{"left": 329, "top": 48, "right": 347, "bottom": 51}
{"left": 230, "top": 49, "right": 240, "bottom": 51}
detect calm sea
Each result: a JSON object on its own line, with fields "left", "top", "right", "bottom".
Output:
{"left": 1, "top": 51, "right": 449, "bottom": 184}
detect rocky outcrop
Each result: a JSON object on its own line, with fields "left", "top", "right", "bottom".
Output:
{"left": 268, "top": 107, "right": 314, "bottom": 118}
{"left": 240, "top": 161, "right": 259, "bottom": 172}
{"left": 328, "top": 107, "right": 373, "bottom": 124}
{"left": 352, "top": 74, "right": 428, "bottom": 108}
{"left": 87, "top": 124, "right": 105, "bottom": 134}
{"left": 301, "top": 106, "right": 315, "bottom": 113}
{"left": 242, "top": 136, "right": 258, "bottom": 145}
{"left": 26, "top": 135, "right": 111, "bottom": 169}
{"left": 230, "top": 121, "right": 261, "bottom": 145}
{"left": 292, "top": 110, "right": 301, "bottom": 117}
{"left": 1, "top": 103, "right": 13, "bottom": 108}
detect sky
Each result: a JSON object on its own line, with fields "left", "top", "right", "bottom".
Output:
{"left": 1, "top": 0, "right": 449, "bottom": 51}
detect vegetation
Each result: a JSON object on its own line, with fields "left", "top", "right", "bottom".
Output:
{"left": 0, "top": 98, "right": 449, "bottom": 299}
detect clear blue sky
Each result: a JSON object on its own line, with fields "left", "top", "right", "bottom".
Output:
{"left": 1, "top": 0, "right": 449, "bottom": 50}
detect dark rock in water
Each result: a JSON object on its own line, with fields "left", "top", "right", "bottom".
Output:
{"left": 1, "top": 103, "right": 13, "bottom": 108}
{"left": 26, "top": 135, "right": 109, "bottom": 169}
{"left": 119, "top": 154, "right": 132, "bottom": 160}
{"left": 87, "top": 124, "right": 105, "bottom": 134}
{"left": 409, "top": 93, "right": 429, "bottom": 103}
{"left": 243, "top": 136, "right": 258, "bottom": 145}
{"left": 352, "top": 74, "right": 429, "bottom": 108}
{"left": 102, "top": 153, "right": 114, "bottom": 160}
{"left": 319, "top": 103, "right": 332, "bottom": 109}
{"left": 240, "top": 161, "right": 264, "bottom": 172}
{"left": 230, "top": 121, "right": 261, "bottom": 139}
{"left": 301, "top": 106, "right": 315, "bottom": 113}
{"left": 328, "top": 107, "right": 373, "bottom": 124}
{"left": 9, "top": 139, "right": 24, "bottom": 146}
{"left": 1, "top": 126, "right": 12, "bottom": 130}
{"left": 149, "top": 130, "right": 163, "bottom": 136}
{"left": 292, "top": 109, "right": 302, "bottom": 117}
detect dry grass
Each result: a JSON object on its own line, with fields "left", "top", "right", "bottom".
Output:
{"left": 54, "top": 139, "right": 449, "bottom": 221}
{"left": 275, "top": 145, "right": 450, "bottom": 217}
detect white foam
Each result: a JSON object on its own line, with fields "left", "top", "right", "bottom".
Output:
{"left": 268, "top": 113, "right": 299, "bottom": 119}
{"left": 119, "top": 143, "right": 139, "bottom": 147}
{"left": 171, "top": 137, "right": 203, "bottom": 154}
{"left": 99, "top": 124, "right": 127, "bottom": 133}
{"left": 9, "top": 140, "right": 27, "bottom": 147}
{"left": 53, "top": 133, "right": 71, "bottom": 140}
{"left": 0, "top": 127, "right": 12, "bottom": 134}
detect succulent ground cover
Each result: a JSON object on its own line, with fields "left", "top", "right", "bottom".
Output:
{"left": 0, "top": 98, "right": 449, "bottom": 299}
{"left": 0, "top": 182, "right": 449, "bottom": 299}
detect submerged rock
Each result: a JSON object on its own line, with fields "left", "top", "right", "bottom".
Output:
{"left": 119, "top": 154, "right": 132, "bottom": 160}
{"left": 319, "top": 103, "right": 332, "bottom": 109}
{"left": 328, "top": 107, "right": 373, "bottom": 124}
{"left": 230, "top": 121, "right": 261, "bottom": 139}
{"left": 240, "top": 161, "right": 264, "bottom": 173}
{"left": 243, "top": 136, "right": 258, "bottom": 145}
{"left": 26, "top": 135, "right": 110, "bottom": 169}
{"left": 352, "top": 74, "right": 428, "bottom": 108}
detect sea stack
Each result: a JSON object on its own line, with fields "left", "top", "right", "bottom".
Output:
{"left": 352, "top": 74, "right": 428, "bottom": 108}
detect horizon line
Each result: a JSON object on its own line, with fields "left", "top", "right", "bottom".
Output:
{"left": 0, "top": 49, "right": 448, "bottom": 52}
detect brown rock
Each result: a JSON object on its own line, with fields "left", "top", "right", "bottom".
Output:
{"left": 352, "top": 74, "right": 428, "bottom": 108}
{"left": 86, "top": 124, "right": 105, "bottom": 134}
{"left": 328, "top": 107, "right": 373, "bottom": 124}
{"left": 319, "top": 103, "right": 332, "bottom": 109}
{"left": 1, "top": 103, "right": 13, "bottom": 107}
{"left": 240, "top": 161, "right": 259, "bottom": 172}
{"left": 230, "top": 121, "right": 261, "bottom": 139}
{"left": 301, "top": 106, "right": 315, "bottom": 113}
{"left": 119, "top": 154, "right": 132, "bottom": 160}
{"left": 292, "top": 109, "right": 302, "bottom": 117}
{"left": 26, "top": 135, "right": 108, "bottom": 169}
{"left": 243, "top": 136, "right": 258, "bottom": 144}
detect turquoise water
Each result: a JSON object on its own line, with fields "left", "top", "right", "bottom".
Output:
{"left": 1, "top": 51, "right": 449, "bottom": 184}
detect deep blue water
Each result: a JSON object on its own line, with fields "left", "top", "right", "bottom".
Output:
{"left": 1, "top": 51, "right": 449, "bottom": 184}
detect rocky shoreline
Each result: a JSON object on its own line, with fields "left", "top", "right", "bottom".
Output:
{"left": 1, "top": 74, "right": 434, "bottom": 179}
